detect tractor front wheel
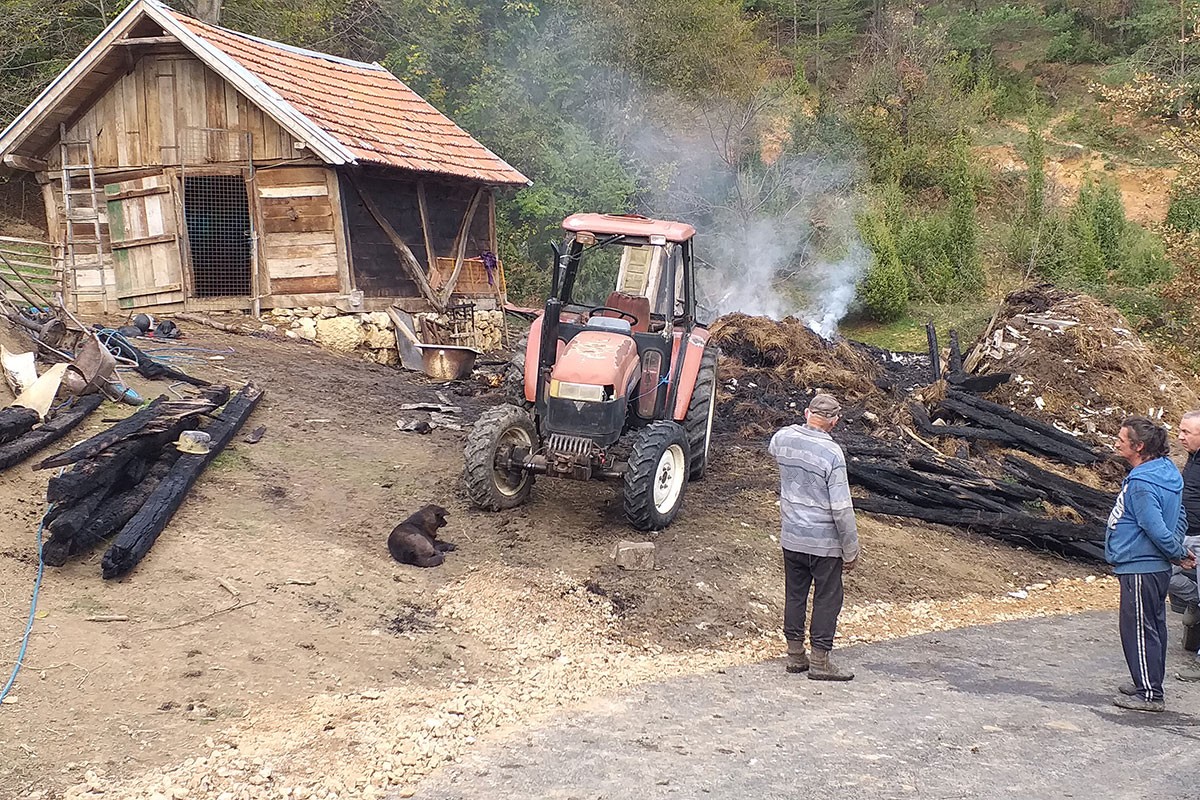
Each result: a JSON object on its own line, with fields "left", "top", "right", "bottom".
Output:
{"left": 623, "top": 421, "right": 690, "bottom": 531}
{"left": 464, "top": 404, "right": 537, "bottom": 510}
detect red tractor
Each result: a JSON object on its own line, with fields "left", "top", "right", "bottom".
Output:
{"left": 463, "top": 213, "right": 718, "bottom": 530}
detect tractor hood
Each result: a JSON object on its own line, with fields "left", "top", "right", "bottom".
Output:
{"left": 551, "top": 330, "right": 641, "bottom": 395}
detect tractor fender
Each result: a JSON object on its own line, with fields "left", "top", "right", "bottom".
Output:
{"left": 552, "top": 331, "right": 641, "bottom": 397}
{"left": 524, "top": 315, "right": 565, "bottom": 404}
{"left": 670, "top": 328, "right": 713, "bottom": 421}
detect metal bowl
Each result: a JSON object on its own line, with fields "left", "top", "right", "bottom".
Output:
{"left": 420, "top": 345, "right": 480, "bottom": 381}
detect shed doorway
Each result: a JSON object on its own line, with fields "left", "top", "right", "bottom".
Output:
{"left": 183, "top": 174, "right": 253, "bottom": 297}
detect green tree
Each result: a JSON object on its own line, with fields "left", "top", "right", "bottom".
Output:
{"left": 857, "top": 206, "right": 909, "bottom": 321}
{"left": 944, "top": 132, "right": 983, "bottom": 297}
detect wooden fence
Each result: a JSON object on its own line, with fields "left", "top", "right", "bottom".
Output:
{"left": 0, "top": 235, "right": 62, "bottom": 307}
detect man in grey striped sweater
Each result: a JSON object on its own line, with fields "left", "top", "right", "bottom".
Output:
{"left": 768, "top": 393, "right": 861, "bottom": 681}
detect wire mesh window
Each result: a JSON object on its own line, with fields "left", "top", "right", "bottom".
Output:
{"left": 183, "top": 175, "right": 252, "bottom": 297}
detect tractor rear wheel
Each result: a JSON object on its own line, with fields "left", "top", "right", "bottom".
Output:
{"left": 464, "top": 404, "right": 537, "bottom": 510}
{"left": 503, "top": 335, "right": 533, "bottom": 410}
{"left": 623, "top": 421, "right": 690, "bottom": 531}
{"left": 684, "top": 346, "right": 719, "bottom": 481}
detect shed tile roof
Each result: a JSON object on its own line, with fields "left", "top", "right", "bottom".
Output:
{"left": 173, "top": 13, "right": 528, "bottom": 185}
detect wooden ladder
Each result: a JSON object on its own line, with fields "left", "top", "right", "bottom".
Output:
{"left": 59, "top": 123, "right": 105, "bottom": 308}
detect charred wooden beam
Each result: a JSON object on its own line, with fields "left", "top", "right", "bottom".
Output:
{"left": 1001, "top": 454, "right": 1116, "bottom": 520}
{"left": 834, "top": 432, "right": 908, "bottom": 460}
{"left": 43, "top": 451, "right": 181, "bottom": 566}
{"left": 948, "top": 372, "right": 1013, "bottom": 393}
{"left": 0, "top": 406, "right": 39, "bottom": 445}
{"left": 46, "top": 421, "right": 186, "bottom": 503}
{"left": 946, "top": 390, "right": 1101, "bottom": 455}
{"left": 848, "top": 461, "right": 1022, "bottom": 514}
{"left": 0, "top": 395, "right": 103, "bottom": 471}
{"left": 909, "top": 402, "right": 1019, "bottom": 445}
{"left": 854, "top": 496, "right": 1107, "bottom": 561}
{"left": 906, "top": 456, "right": 982, "bottom": 481}
{"left": 938, "top": 396, "right": 1099, "bottom": 464}
{"left": 42, "top": 487, "right": 121, "bottom": 566}
{"left": 37, "top": 386, "right": 228, "bottom": 469}
{"left": 926, "top": 322, "right": 941, "bottom": 382}
{"left": 947, "top": 329, "right": 963, "bottom": 375}
{"left": 36, "top": 396, "right": 166, "bottom": 468}
{"left": 101, "top": 383, "right": 263, "bottom": 579}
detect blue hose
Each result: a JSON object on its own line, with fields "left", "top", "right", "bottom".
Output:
{"left": 0, "top": 504, "right": 53, "bottom": 705}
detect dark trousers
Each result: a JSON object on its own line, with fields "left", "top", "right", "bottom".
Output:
{"left": 1118, "top": 571, "right": 1170, "bottom": 702}
{"left": 783, "top": 549, "right": 844, "bottom": 652}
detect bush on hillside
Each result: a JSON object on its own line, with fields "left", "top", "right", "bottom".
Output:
{"left": 857, "top": 210, "right": 909, "bottom": 321}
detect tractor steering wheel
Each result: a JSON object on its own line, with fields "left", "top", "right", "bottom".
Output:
{"left": 588, "top": 306, "right": 639, "bottom": 324}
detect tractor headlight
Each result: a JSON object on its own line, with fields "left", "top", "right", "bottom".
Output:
{"left": 549, "top": 380, "right": 607, "bottom": 402}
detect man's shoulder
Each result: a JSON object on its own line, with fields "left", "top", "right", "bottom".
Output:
{"left": 773, "top": 425, "right": 843, "bottom": 459}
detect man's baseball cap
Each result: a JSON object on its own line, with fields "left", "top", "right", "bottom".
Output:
{"left": 807, "top": 393, "right": 842, "bottom": 417}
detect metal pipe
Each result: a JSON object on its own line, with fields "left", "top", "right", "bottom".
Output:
{"left": 537, "top": 297, "right": 562, "bottom": 408}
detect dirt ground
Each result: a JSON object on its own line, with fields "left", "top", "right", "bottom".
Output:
{"left": 0, "top": 327, "right": 1109, "bottom": 800}
{"left": 974, "top": 140, "right": 1177, "bottom": 225}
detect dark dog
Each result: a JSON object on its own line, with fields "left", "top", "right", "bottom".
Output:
{"left": 387, "top": 504, "right": 455, "bottom": 567}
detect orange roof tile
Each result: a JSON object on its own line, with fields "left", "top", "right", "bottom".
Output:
{"left": 172, "top": 12, "right": 528, "bottom": 185}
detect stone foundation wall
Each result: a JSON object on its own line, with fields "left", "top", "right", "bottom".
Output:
{"left": 260, "top": 306, "right": 505, "bottom": 366}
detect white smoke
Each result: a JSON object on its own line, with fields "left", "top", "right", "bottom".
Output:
{"left": 699, "top": 161, "right": 869, "bottom": 338}
{"left": 505, "top": 11, "right": 870, "bottom": 336}
{"left": 603, "top": 91, "right": 869, "bottom": 338}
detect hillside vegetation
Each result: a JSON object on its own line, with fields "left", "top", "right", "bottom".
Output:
{"left": 2, "top": 0, "right": 1199, "bottom": 359}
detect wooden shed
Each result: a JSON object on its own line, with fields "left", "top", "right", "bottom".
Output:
{"left": 0, "top": 0, "right": 529, "bottom": 315}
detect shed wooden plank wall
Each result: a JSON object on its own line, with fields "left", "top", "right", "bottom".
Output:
{"left": 51, "top": 53, "right": 299, "bottom": 169}
{"left": 341, "top": 172, "right": 494, "bottom": 300}
{"left": 256, "top": 166, "right": 346, "bottom": 296}
{"left": 41, "top": 51, "right": 314, "bottom": 311}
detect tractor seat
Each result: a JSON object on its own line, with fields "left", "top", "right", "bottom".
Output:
{"left": 599, "top": 291, "right": 651, "bottom": 333}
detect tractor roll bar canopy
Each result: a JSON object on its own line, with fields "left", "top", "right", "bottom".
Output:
{"left": 562, "top": 213, "right": 696, "bottom": 243}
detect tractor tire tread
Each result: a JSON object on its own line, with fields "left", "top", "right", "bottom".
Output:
{"left": 463, "top": 404, "right": 536, "bottom": 511}
{"left": 623, "top": 420, "right": 689, "bottom": 531}
{"left": 684, "top": 346, "right": 719, "bottom": 481}
{"left": 503, "top": 335, "right": 533, "bottom": 410}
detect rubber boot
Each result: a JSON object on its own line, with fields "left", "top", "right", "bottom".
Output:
{"left": 786, "top": 640, "right": 809, "bottom": 673}
{"left": 1183, "top": 619, "right": 1200, "bottom": 653}
{"left": 1113, "top": 695, "right": 1165, "bottom": 712}
{"left": 807, "top": 648, "right": 854, "bottom": 681}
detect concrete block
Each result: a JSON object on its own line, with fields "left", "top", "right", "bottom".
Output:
{"left": 611, "top": 540, "right": 656, "bottom": 571}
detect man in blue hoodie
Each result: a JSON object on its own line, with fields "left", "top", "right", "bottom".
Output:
{"left": 1107, "top": 416, "right": 1193, "bottom": 712}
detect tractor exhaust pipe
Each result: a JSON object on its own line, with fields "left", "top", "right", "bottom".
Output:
{"left": 537, "top": 297, "right": 561, "bottom": 407}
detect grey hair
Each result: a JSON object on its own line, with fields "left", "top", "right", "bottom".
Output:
{"left": 1183, "top": 410, "right": 1200, "bottom": 424}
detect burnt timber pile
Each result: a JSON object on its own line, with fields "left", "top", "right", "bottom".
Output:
{"left": 708, "top": 286, "right": 1188, "bottom": 563}
{"left": 35, "top": 383, "right": 263, "bottom": 578}
{"left": 0, "top": 395, "right": 104, "bottom": 471}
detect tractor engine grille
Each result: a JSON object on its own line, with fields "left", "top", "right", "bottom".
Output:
{"left": 545, "top": 433, "right": 594, "bottom": 458}
{"left": 545, "top": 433, "right": 597, "bottom": 480}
